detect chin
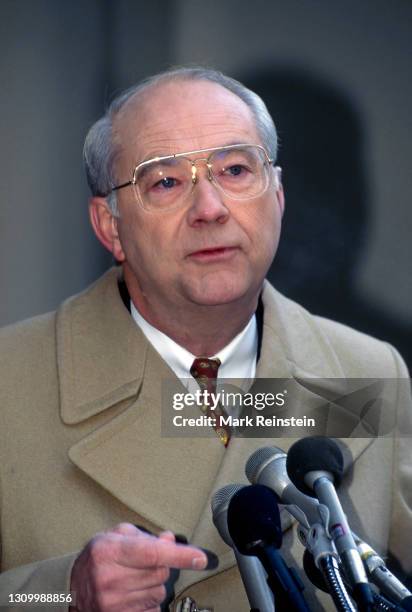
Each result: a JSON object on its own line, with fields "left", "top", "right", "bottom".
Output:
{"left": 184, "top": 274, "right": 257, "bottom": 307}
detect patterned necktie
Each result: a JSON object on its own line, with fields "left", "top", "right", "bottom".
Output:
{"left": 190, "top": 357, "right": 231, "bottom": 447}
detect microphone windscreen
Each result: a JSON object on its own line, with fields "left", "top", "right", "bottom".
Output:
{"left": 286, "top": 436, "right": 344, "bottom": 495}
{"left": 227, "top": 484, "right": 282, "bottom": 555}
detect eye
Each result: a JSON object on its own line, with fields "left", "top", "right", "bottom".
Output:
{"left": 228, "top": 165, "right": 243, "bottom": 176}
{"left": 153, "top": 176, "right": 178, "bottom": 190}
{"left": 222, "top": 164, "right": 249, "bottom": 177}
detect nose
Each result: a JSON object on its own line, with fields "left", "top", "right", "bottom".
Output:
{"left": 186, "top": 166, "right": 230, "bottom": 227}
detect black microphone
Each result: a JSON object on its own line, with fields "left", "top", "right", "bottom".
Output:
{"left": 227, "top": 484, "right": 310, "bottom": 612}
{"left": 303, "top": 548, "right": 330, "bottom": 594}
{"left": 211, "top": 484, "right": 275, "bottom": 612}
{"left": 287, "top": 437, "right": 374, "bottom": 612}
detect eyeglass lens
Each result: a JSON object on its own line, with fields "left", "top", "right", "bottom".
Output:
{"left": 133, "top": 146, "right": 269, "bottom": 210}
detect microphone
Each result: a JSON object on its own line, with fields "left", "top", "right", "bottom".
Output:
{"left": 304, "top": 548, "right": 410, "bottom": 612}
{"left": 354, "top": 537, "right": 412, "bottom": 610}
{"left": 303, "top": 548, "right": 331, "bottom": 593}
{"left": 246, "top": 446, "right": 322, "bottom": 528}
{"left": 286, "top": 437, "right": 374, "bottom": 612}
{"left": 227, "top": 484, "right": 310, "bottom": 612}
{"left": 247, "top": 445, "right": 412, "bottom": 610}
{"left": 211, "top": 484, "right": 275, "bottom": 612}
{"left": 246, "top": 446, "right": 343, "bottom": 568}
{"left": 303, "top": 549, "right": 357, "bottom": 612}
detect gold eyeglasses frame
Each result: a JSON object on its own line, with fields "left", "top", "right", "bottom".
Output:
{"left": 108, "top": 143, "right": 279, "bottom": 211}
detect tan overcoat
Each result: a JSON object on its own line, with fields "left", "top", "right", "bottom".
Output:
{"left": 0, "top": 267, "right": 411, "bottom": 611}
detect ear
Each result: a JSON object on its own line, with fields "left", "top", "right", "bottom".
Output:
{"left": 89, "top": 197, "right": 126, "bottom": 262}
{"left": 274, "top": 166, "right": 285, "bottom": 217}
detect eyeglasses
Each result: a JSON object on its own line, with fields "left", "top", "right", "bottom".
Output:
{"left": 109, "top": 143, "right": 276, "bottom": 212}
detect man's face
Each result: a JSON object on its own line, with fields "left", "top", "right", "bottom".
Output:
{"left": 112, "top": 80, "right": 284, "bottom": 311}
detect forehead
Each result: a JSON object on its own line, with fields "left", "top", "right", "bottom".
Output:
{"left": 114, "top": 80, "right": 261, "bottom": 161}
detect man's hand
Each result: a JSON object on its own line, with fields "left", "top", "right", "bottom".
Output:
{"left": 69, "top": 523, "right": 211, "bottom": 611}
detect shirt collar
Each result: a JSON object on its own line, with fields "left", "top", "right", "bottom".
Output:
{"left": 130, "top": 301, "right": 257, "bottom": 383}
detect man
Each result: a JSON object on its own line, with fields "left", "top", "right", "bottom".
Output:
{"left": 0, "top": 67, "right": 411, "bottom": 611}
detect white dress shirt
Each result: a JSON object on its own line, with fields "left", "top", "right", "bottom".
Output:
{"left": 130, "top": 301, "right": 258, "bottom": 387}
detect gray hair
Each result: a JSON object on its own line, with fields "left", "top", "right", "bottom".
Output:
{"left": 83, "top": 66, "right": 278, "bottom": 216}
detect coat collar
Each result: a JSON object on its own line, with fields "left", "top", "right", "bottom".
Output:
{"left": 57, "top": 269, "right": 374, "bottom": 593}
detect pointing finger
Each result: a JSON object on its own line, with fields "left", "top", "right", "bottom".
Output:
{"left": 118, "top": 537, "right": 217, "bottom": 571}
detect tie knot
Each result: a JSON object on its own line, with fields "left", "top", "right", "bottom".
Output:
{"left": 190, "top": 357, "right": 221, "bottom": 393}
{"left": 190, "top": 357, "right": 221, "bottom": 384}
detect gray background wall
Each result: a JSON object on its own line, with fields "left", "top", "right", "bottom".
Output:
{"left": 0, "top": 1, "right": 411, "bottom": 335}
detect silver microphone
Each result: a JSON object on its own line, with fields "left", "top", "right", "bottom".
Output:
{"left": 211, "top": 483, "right": 275, "bottom": 612}
{"left": 246, "top": 446, "right": 321, "bottom": 529}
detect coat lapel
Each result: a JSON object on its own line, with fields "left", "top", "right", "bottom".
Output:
{"left": 67, "top": 343, "right": 228, "bottom": 536}
{"left": 57, "top": 267, "right": 147, "bottom": 424}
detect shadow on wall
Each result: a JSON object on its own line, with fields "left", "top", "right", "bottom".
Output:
{"left": 240, "top": 66, "right": 412, "bottom": 373}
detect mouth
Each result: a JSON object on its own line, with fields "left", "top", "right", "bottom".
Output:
{"left": 187, "top": 246, "right": 240, "bottom": 262}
